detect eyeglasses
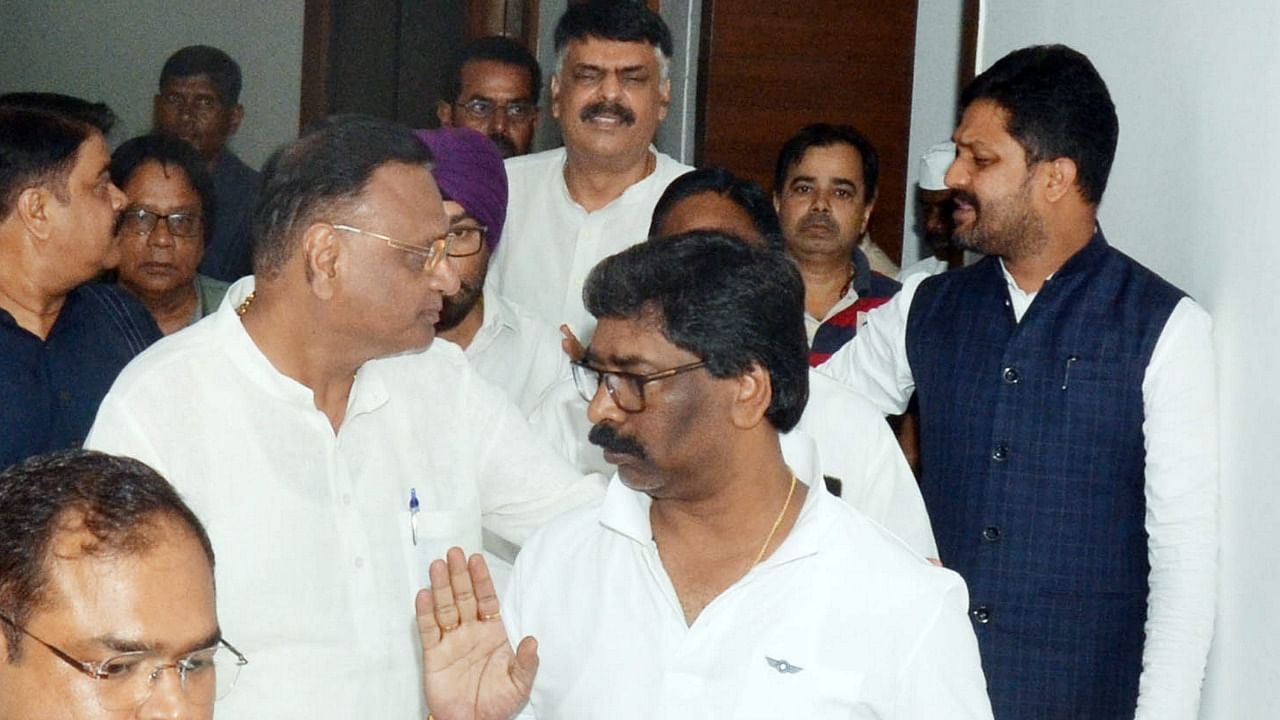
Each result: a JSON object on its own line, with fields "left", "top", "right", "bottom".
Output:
{"left": 455, "top": 98, "right": 538, "bottom": 123}
{"left": 0, "top": 612, "right": 247, "bottom": 711}
{"left": 571, "top": 360, "right": 707, "bottom": 413}
{"left": 118, "top": 207, "right": 203, "bottom": 239}
{"left": 331, "top": 223, "right": 454, "bottom": 271}
{"left": 446, "top": 224, "right": 488, "bottom": 257}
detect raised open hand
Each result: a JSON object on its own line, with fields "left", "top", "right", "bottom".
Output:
{"left": 418, "top": 547, "right": 539, "bottom": 720}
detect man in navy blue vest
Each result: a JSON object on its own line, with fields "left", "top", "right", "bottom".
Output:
{"left": 820, "top": 45, "right": 1217, "bottom": 719}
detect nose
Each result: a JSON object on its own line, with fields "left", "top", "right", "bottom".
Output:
{"left": 598, "top": 71, "right": 622, "bottom": 101}
{"left": 108, "top": 181, "right": 128, "bottom": 211}
{"left": 810, "top": 189, "right": 832, "bottom": 212}
{"left": 585, "top": 377, "right": 626, "bottom": 426}
{"left": 429, "top": 255, "right": 461, "bottom": 295}
{"left": 489, "top": 108, "right": 509, "bottom": 134}
{"left": 148, "top": 220, "right": 176, "bottom": 248}
{"left": 944, "top": 157, "right": 967, "bottom": 191}
{"left": 137, "top": 666, "right": 192, "bottom": 720}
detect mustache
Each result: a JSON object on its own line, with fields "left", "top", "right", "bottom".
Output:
{"left": 487, "top": 133, "right": 518, "bottom": 159}
{"left": 952, "top": 190, "right": 980, "bottom": 211}
{"left": 580, "top": 101, "right": 636, "bottom": 126}
{"left": 799, "top": 212, "right": 839, "bottom": 233}
{"left": 588, "top": 424, "right": 648, "bottom": 460}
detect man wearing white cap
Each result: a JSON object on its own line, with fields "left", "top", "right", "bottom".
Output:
{"left": 899, "top": 141, "right": 963, "bottom": 282}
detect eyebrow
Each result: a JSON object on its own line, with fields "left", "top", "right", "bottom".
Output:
{"left": 93, "top": 627, "right": 222, "bottom": 657}
{"left": 582, "top": 348, "right": 648, "bottom": 370}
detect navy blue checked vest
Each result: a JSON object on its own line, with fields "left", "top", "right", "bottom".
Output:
{"left": 905, "top": 231, "right": 1184, "bottom": 719}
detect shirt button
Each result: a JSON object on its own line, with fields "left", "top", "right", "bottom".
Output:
{"left": 971, "top": 605, "right": 992, "bottom": 624}
{"left": 982, "top": 526, "right": 1002, "bottom": 542}
{"left": 1001, "top": 367, "right": 1020, "bottom": 384}
{"left": 354, "top": 557, "right": 364, "bottom": 569}
{"left": 992, "top": 444, "right": 1009, "bottom": 461}
{"left": 57, "top": 389, "right": 72, "bottom": 404}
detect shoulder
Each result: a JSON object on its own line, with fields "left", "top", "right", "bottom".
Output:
{"left": 504, "top": 148, "right": 565, "bottom": 183}
{"left": 652, "top": 150, "right": 694, "bottom": 183}
{"left": 74, "top": 284, "right": 162, "bottom": 347}
{"left": 103, "top": 313, "right": 221, "bottom": 400}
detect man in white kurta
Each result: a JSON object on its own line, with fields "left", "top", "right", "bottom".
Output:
{"left": 485, "top": 2, "right": 693, "bottom": 339}
{"left": 87, "top": 118, "right": 600, "bottom": 720}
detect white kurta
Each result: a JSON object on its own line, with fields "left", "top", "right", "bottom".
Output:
{"left": 86, "top": 278, "right": 603, "bottom": 720}
{"left": 454, "top": 290, "right": 570, "bottom": 416}
{"left": 504, "top": 462, "right": 992, "bottom": 719}
{"left": 486, "top": 146, "right": 693, "bottom": 339}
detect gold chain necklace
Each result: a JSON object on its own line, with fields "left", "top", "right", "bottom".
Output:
{"left": 752, "top": 473, "right": 799, "bottom": 566}
{"left": 235, "top": 290, "right": 256, "bottom": 316}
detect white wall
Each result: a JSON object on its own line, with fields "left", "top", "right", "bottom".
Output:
{"left": 0, "top": 0, "right": 305, "bottom": 168}
{"left": 967, "top": 3, "right": 1280, "bottom": 717}
{"left": 902, "top": 0, "right": 966, "bottom": 264}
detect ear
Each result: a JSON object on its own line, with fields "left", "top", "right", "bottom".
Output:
{"left": 549, "top": 74, "right": 562, "bottom": 121}
{"left": 436, "top": 100, "right": 453, "bottom": 127}
{"left": 656, "top": 78, "right": 672, "bottom": 122}
{"left": 300, "top": 223, "right": 341, "bottom": 300}
{"left": 15, "top": 187, "right": 55, "bottom": 240}
{"left": 1042, "top": 157, "right": 1078, "bottom": 203}
{"left": 772, "top": 193, "right": 782, "bottom": 214}
{"left": 860, "top": 193, "right": 878, "bottom": 233}
{"left": 729, "top": 362, "right": 773, "bottom": 430}
{"left": 227, "top": 105, "right": 244, "bottom": 137}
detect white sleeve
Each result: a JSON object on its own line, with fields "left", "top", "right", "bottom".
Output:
{"left": 84, "top": 391, "right": 169, "bottom": 478}
{"left": 894, "top": 576, "right": 995, "bottom": 719}
{"left": 1134, "top": 298, "right": 1218, "bottom": 720}
{"left": 816, "top": 272, "right": 923, "bottom": 416}
{"left": 858, "top": 420, "right": 938, "bottom": 560}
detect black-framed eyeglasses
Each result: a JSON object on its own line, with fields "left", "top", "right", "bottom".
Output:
{"left": 446, "top": 224, "right": 488, "bottom": 257}
{"left": 331, "top": 223, "right": 455, "bottom": 272}
{"left": 571, "top": 360, "right": 707, "bottom": 413}
{"left": 456, "top": 98, "right": 537, "bottom": 123}
{"left": 0, "top": 612, "right": 247, "bottom": 711}
{"left": 118, "top": 207, "right": 203, "bottom": 239}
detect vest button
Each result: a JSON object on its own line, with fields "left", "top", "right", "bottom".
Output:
{"left": 971, "top": 605, "right": 992, "bottom": 624}
{"left": 1002, "top": 366, "right": 1020, "bottom": 384}
{"left": 982, "top": 526, "right": 1002, "bottom": 542}
{"left": 991, "top": 444, "right": 1009, "bottom": 461}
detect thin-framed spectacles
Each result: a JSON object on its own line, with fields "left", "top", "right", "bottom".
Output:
{"left": 456, "top": 98, "right": 537, "bottom": 123}
{"left": 446, "top": 224, "right": 488, "bottom": 257}
{"left": 118, "top": 207, "right": 203, "bottom": 239}
{"left": 571, "top": 360, "right": 707, "bottom": 413}
{"left": 0, "top": 611, "right": 247, "bottom": 711}
{"left": 331, "top": 223, "right": 455, "bottom": 271}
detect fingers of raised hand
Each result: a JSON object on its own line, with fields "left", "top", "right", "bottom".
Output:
{"left": 429, "top": 553, "right": 463, "bottom": 637}
{"left": 468, "top": 554, "right": 503, "bottom": 623}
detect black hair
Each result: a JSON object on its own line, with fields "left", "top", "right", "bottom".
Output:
{"left": 649, "top": 167, "right": 784, "bottom": 250}
{"left": 584, "top": 231, "right": 809, "bottom": 431}
{"left": 0, "top": 92, "right": 116, "bottom": 134}
{"left": 159, "top": 45, "right": 243, "bottom": 106}
{"left": 553, "top": 0, "right": 673, "bottom": 59}
{"left": 0, "top": 450, "right": 214, "bottom": 662}
{"left": 0, "top": 108, "right": 96, "bottom": 220}
{"left": 252, "top": 114, "right": 432, "bottom": 276}
{"left": 109, "top": 134, "right": 217, "bottom": 245}
{"left": 960, "top": 44, "right": 1117, "bottom": 205}
{"left": 772, "top": 123, "right": 880, "bottom": 203}
{"left": 441, "top": 36, "right": 543, "bottom": 105}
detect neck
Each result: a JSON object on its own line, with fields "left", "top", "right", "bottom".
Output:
{"left": 239, "top": 282, "right": 363, "bottom": 433}
{"left": 563, "top": 147, "right": 655, "bottom": 212}
{"left": 127, "top": 281, "right": 199, "bottom": 335}
{"left": 436, "top": 297, "right": 485, "bottom": 350}
{"left": 792, "top": 251, "right": 854, "bottom": 319}
{"left": 0, "top": 234, "right": 71, "bottom": 340}
{"left": 1003, "top": 213, "right": 1096, "bottom": 294}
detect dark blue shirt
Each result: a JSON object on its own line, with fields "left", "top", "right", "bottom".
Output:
{"left": 200, "top": 150, "right": 261, "bottom": 282}
{"left": 1, "top": 283, "right": 161, "bottom": 469}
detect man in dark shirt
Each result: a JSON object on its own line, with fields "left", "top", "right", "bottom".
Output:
{"left": 0, "top": 98, "right": 161, "bottom": 470}
{"left": 153, "top": 45, "right": 261, "bottom": 282}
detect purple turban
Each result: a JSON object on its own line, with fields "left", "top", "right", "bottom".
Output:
{"left": 413, "top": 127, "right": 508, "bottom": 251}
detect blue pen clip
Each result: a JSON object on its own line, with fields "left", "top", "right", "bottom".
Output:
{"left": 409, "top": 488, "right": 420, "bottom": 546}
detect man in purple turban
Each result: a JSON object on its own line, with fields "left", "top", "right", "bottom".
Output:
{"left": 415, "top": 127, "right": 569, "bottom": 416}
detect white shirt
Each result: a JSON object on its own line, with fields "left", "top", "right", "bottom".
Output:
{"left": 455, "top": 291, "right": 570, "bottom": 416}
{"left": 487, "top": 147, "right": 693, "bottom": 339}
{"left": 896, "top": 255, "right": 949, "bottom": 283}
{"left": 504, "top": 462, "right": 993, "bottom": 719}
{"left": 818, "top": 266, "right": 1218, "bottom": 720}
{"left": 85, "top": 278, "right": 603, "bottom": 720}
{"left": 527, "top": 369, "right": 939, "bottom": 559}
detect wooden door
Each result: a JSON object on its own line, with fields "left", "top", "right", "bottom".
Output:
{"left": 697, "top": 1, "right": 919, "bottom": 263}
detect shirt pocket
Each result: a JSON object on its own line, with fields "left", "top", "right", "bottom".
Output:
{"left": 399, "top": 507, "right": 484, "bottom": 592}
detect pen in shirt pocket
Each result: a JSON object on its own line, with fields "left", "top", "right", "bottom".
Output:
{"left": 409, "top": 488, "right": 419, "bottom": 546}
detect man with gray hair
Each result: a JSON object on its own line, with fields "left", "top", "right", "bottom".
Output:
{"left": 486, "top": 0, "right": 693, "bottom": 340}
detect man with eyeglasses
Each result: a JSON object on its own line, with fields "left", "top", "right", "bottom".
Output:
{"left": 0, "top": 449, "right": 247, "bottom": 719}
{"left": 153, "top": 45, "right": 261, "bottom": 283}
{"left": 417, "top": 127, "right": 569, "bottom": 416}
{"left": 110, "top": 133, "right": 230, "bottom": 335}
{"left": 417, "top": 232, "right": 992, "bottom": 719}
{"left": 437, "top": 36, "right": 542, "bottom": 159}
{"left": 486, "top": 0, "right": 694, "bottom": 340}
{"left": 0, "top": 95, "right": 161, "bottom": 470}
{"left": 86, "top": 115, "right": 601, "bottom": 719}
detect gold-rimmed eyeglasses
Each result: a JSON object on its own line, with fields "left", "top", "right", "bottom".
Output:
{"left": 0, "top": 611, "right": 247, "bottom": 711}
{"left": 331, "top": 223, "right": 455, "bottom": 271}
{"left": 570, "top": 360, "right": 707, "bottom": 413}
